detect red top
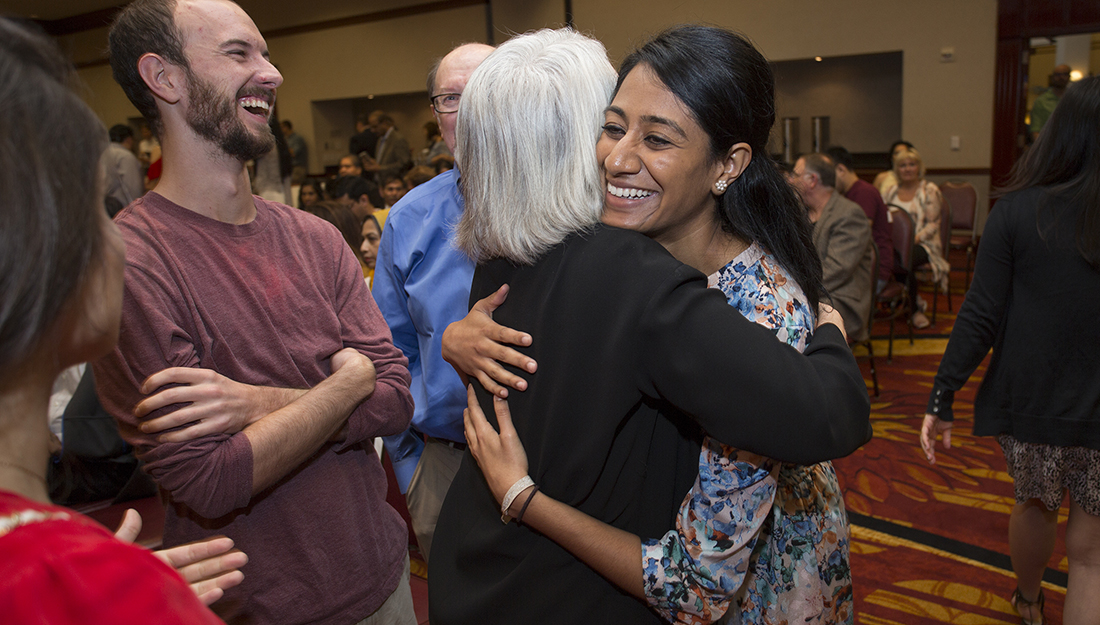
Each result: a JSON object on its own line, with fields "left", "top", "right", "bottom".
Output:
{"left": 0, "top": 490, "right": 222, "bottom": 625}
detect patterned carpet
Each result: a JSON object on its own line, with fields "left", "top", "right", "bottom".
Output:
{"left": 397, "top": 251, "right": 1071, "bottom": 624}
{"left": 838, "top": 263, "right": 1069, "bottom": 624}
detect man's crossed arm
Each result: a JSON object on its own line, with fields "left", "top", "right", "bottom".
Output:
{"left": 132, "top": 347, "right": 376, "bottom": 496}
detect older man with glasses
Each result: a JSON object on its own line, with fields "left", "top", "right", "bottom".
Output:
{"left": 373, "top": 42, "right": 495, "bottom": 563}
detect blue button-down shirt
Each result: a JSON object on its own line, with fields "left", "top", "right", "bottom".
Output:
{"left": 374, "top": 169, "right": 474, "bottom": 492}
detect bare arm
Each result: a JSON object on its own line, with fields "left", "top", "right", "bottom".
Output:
{"left": 442, "top": 284, "right": 537, "bottom": 398}
{"left": 245, "top": 347, "right": 375, "bottom": 493}
{"left": 462, "top": 385, "right": 643, "bottom": 597}
{"left": 135, "top": 369, "right": 306, "bottom": 442}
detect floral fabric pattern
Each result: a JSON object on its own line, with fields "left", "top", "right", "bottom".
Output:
{"left": 642, "top": 243, "right": 853, "bottom": 624}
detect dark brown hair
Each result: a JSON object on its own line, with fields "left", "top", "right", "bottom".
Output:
{"left": 0, "top": 18, "right": 107, "bottom": 372}
{"left": 108, "top": 0, "right": 190, "bottom": 135}
{"left": 1002, "top": 75, "right": 1100, "bottom": 271}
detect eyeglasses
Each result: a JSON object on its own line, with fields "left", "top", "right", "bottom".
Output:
{"left": 430, "top": 93, "right": 461, "bottom": 114}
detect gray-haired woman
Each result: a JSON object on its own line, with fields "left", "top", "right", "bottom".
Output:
{"left": 427, "top": 28, "right": 870, "bottom": 625}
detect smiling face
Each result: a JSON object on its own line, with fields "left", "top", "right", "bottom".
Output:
{"left": 597, "top": 65, "right": 725, "bottom": 248}
{"left": 175, "top": 0, "right": 282, "bottom": 161}
{"left": 896, "top": 156, "right": 920, "bottom": 183}
{"left": 359, "top": 219, "right": 381, "bottom": 269}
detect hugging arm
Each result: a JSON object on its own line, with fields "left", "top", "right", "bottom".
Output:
{"left": 641, "top": 269, "right": 871, "bottom": 465}
{"left": 464, "top": 386, "right": 775, "bottom": 618}
{"left": 449, "top": 272, "right": 870, "bottom": 465}
{"left": 443, "top": 284, "right": 537, "bottom": 398}
{"left": 463, "top": 386, "right": 644, "bottom": 598}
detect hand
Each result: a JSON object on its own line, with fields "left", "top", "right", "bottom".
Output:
{"left": 114, "top": 509, "right": 247, "bottom": 606}
{"left": 330, "top": 347, "right": 377, "bottom": 398}
{"left": 135, "top": 368, "right": 297, "bottom": 443}
{"left": 462, "top": 385, "right": 530, "bottom": 507}
{"left": 442, "top": 284, "right": 537, "bottom": 398}
{"left": 920, "top": 413, "right": 953, "bottom": 464}
{"left": 816, "top": 303, "right": 847, "bottom": 343}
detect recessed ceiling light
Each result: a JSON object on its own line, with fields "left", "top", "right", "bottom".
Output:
{"left": 814, "top": 56, "right": 822, "bottom": 62}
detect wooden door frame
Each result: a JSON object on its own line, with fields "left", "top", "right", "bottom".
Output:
{"left": 992, "top": 0, "right": 1100, "bottom": 189}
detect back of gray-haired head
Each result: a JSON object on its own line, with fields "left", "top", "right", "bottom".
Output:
{"left": 455, "top": 28, "right": 616, "bottom": 264}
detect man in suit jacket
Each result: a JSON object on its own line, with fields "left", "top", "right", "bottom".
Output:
{"left": 362, "top": 110, "right": 412, "bottom": 185}
{"left": 791, "top": 153, "right": 873, "bottom": 341}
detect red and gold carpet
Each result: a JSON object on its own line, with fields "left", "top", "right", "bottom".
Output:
{"left": 839, "top": 270, "right": 1069, "bottom": 624}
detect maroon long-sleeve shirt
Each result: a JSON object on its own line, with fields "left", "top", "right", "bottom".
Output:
{"left": 94, "top": 193, "right": 412, "bottom": 625}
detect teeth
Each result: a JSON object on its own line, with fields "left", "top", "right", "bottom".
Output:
{"left": 607, "top": 183, "right": 653, "bottom": 199}
{"left": 239, "top": 97, "right": 270, "bottom": 111}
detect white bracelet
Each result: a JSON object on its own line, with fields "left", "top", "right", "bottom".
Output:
{"left": 501, "top": 475, "right": 535, "bottom": 516}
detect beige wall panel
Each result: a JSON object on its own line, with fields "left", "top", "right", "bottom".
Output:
{"left": 78, "top": 64, "right": 142, "bottom": 128}
{"left": 268, "top": 5, "right": 487, "bottom": 172}
{"left": 491, "top": 0, "right": 568, "bottom": 39}
{"left": 575, "top": 0, "right": 997, "bottom": 170}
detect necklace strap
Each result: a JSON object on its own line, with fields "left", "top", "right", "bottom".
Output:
{"left": 0, "top": 460, "right": 47, "bottom": 485}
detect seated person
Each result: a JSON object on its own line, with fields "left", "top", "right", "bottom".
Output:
{"left": 827, "top": 145, "right": 894, "bottom": 293}
{"left": 873, "top": 140, "right": 913, "bottom": 194}
{"left": 333, "top": 174, "right": 378, "bottom": 222}
{"left": 790, "top": 153, "right": 874, "bottom": 341}
{"left": 880, "top": 147, "right": 949, "bottom": 329}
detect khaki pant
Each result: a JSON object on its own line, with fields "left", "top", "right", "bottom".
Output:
{"left": 405, "top": 439, "right": 464, "bottom": 563}
{"left": 355, "top": 554, "right": 416, "bottom": 625}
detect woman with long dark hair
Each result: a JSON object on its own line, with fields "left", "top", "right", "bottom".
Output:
{"left": 435, "top": 26, "right": 867, "bottom": 625}
{"left": 0, "top": 18, "right": 241, "bottom": 622}
{"left": 297, "top": 178, "right": 326, "bottom": 209}
{"left": 922, "top": 76, "right": 1100, "bottom": 625}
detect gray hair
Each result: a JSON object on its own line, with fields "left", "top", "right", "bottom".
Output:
{"left": 455, "top": 29, "right": 615, "bottom": 264}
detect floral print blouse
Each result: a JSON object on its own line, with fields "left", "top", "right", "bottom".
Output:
{"left": 641, "top": 243, "right": 853, "bottom": 624}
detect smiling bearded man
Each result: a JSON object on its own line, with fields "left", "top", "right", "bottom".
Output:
{"left": 92, "top": 1, "right": 416, "bottom": 623}
{"left": 185, "top": 72, "right": 275, "bottom": 161}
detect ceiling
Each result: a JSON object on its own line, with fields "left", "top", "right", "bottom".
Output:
{"left": 1, "top": 0, "right": 434, "bottom": 33}
{"left": 1, "top": 0, "right": 121, "bottom": 21}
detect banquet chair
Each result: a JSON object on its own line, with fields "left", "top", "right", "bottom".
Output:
{"left": 878, "top": 205, "right": 913, "bottom": 362}
{"left": 850, "top": 240, "right": 879, "bottom": 397}
{"left": 941, "top": 181, "right": 979, "bottom": 289}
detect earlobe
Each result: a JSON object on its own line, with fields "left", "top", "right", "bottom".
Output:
{"left": 137, "top": 53, "right": 182, "bottom": 105}
{"left": 713, "top": 142, "right": 753, "bottom": 196}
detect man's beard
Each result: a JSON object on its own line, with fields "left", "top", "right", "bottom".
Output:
{"left": 185, "top": 72, "right": 275, "bottom": 162}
